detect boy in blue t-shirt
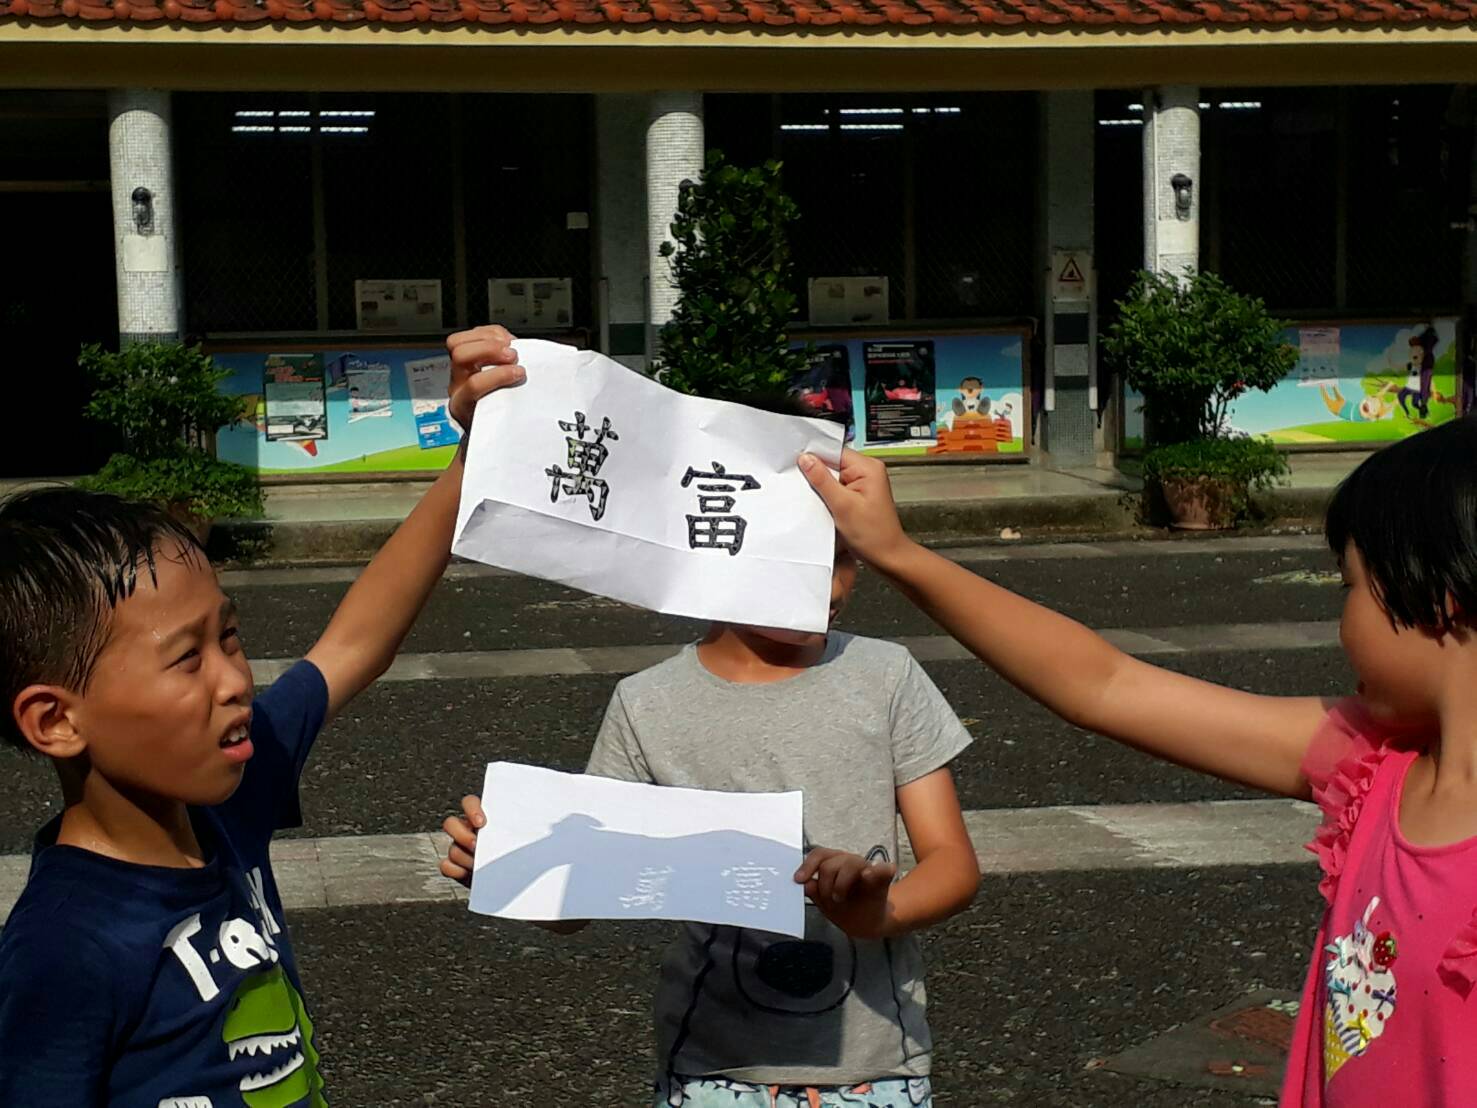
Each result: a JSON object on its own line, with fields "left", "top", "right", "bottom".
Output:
{"left": 0, "top": 325, "right": 522, "bottom": 1106}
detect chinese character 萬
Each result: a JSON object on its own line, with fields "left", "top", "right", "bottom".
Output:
{"left": 682, "top": 462, "right": 760, "bottom": 556}
{"left": 721, "top": 863, "right": 778, "bottom": 912}
{"left": 619, "top": 865, "right": 675, "bottom": 912}
{"left": 546, "top": 411, "right": 619, "bottom": 521}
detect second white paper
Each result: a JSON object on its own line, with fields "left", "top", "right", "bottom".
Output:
{"left": 468, "top": 762, "right": 805, "bottom": 938}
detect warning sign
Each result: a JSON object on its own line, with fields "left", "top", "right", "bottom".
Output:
{"left": 1052, "top": 251, "right": 1092, "bottom": 303}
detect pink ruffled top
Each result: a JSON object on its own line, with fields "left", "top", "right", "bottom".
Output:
{"left": 1282, "top": 700, "right": 1477, "bottom": 1106}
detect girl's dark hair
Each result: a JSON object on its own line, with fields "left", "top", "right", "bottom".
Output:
{"left": 1325, "top": 413, "right": 1477, "bottom": 630}
{"left": 0, "top": 487, "right": 203, "bottom": 750}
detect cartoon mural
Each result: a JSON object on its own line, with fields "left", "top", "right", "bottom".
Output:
{"left": 1122, "top": 319, "right": 1463, "bottom": 449}
{"left": 212, "top": 331, "right": 1027, "bottom": 473}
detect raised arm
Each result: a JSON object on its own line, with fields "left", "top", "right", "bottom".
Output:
{"left": 306, "top": 327, "right": 523, "bottom": 720}
{"left": 798, "top": 451, "right": 1328, "bottom": 798}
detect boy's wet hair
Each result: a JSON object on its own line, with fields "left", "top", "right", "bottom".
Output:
{"left": 0, "top": 488, "right": 204, "bottom": 750}
{"left": 1325, "top": 414, "right": 1477, "bottom": 630}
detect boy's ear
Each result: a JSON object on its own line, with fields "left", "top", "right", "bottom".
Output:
{"left": 12, "top": 685, "right": 88, "bottom": 759}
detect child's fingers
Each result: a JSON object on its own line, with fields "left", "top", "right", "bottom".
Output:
{"left": 814, "top": 854, "right": 856, "bottom": 903}
{"left": 447, "top": 326, "right": 517, "bottom": 366}
{"left": 443, "top": 814, "right": 477, "bottom": 852}
{"left": 448, "top": 362, "right": 526, "bottom": 432}
{"left": 830, "top": 859, "right": 867, "bottom": 903}
{"left": 446, "top": 842, "right": 475, "bottom": 873}
{"left": 461, "top": 794, "right": 487, "bottom": 829}
{"left": 439, "top": 857, "right": 472, "bottom": 887}
{"left": 837, "top": 447, "right": 885, "bottom": 488}
{"left": 463, "top": 364, "right": 526, "bottom": 406}
{"left": 858, "top": 862, "right": 898, "bottom": 891}
{"left": 447, "top": 333, "right": 519, "bottom": 396}
{"left": 794, "top": 847, "right": 839, "bottom": 884}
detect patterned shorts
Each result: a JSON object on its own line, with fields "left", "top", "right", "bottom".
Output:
{"left": 653, "top": 1075, "right": 932, "bottom": 1108}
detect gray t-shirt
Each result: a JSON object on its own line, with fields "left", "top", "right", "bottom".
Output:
{"left": 585, "top": 632, "right": 973, "bottom": 1086}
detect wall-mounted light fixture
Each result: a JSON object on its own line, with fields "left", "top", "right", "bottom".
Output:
{"left": 1170, "top": 173, "right": 1193, "bottom": 221}
{"left": 131, "top": 186, "right": 154, "bottom": 234}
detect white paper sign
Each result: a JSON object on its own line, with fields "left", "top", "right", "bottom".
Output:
{"left": 453, "top": 340, "right": 845, "bottom": 633}
{"left": 469, "top": 763, "right": 805, "bottom": 937}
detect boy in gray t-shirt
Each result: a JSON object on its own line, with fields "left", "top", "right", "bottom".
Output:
{"left": 443, "top": 542, "right": 980, "bottom": 1107}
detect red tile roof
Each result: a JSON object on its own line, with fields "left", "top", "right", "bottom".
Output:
{"left": 1, "top": 0, "right": 1472, "bottom": 27}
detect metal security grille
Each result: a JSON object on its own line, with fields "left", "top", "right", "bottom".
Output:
{"left": 1205, "top": 85, "right": 1464, "bottom": 316}
{"left": 1344, "top": 85, "right": 1466, "bottom": 314}
{"left": 176, "top": 92, "right": 594, "bottom": 337}
{"left": 911, "top": 94, "right": 1037, "bottom": 321}
{"left": 461, "top": 94, "right": 595, "bottom": 335}
{"left": 319, "top": 95, "right": 458, "bottom": 333}
{"left": 1207, "top": 90, "right": 1341, "bottom": 313}
{"left": 756, "top": 92, "right": 1038, "bottom": 325}
{"left": 1093, "top": 90, "right": 1146, "bottom": 323}
{"left": 176, "top": 94, "right": 318, "bottom": 335}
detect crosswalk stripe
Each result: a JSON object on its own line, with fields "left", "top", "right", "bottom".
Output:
{"left": 249, "top": 621, "right": 1341, "bottom": 685}
{"left": 0, "top": 799, "right": 1318, "bottom": 922}
{"left": 218, "top": 533, "right": 1326, "bottom": 588}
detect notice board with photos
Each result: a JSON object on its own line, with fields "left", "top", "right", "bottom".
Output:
{"left": 207, "top": 333, "right": 587, "bottom": 476}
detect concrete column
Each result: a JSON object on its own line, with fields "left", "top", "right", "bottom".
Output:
{"left": 646, "top": 92, "right": 704, "bottom": 343}
{"left": 595, "top": 95, "right": 650, "bottom": 372}
{"left": 1041, "top": 90, "right": 1098, "bottom": 467}
{"left": 108, "top": 89, "right": 181, "bottom": 345}
{"left": 1142, "top": 86, "right": 1201, "bottom": 279}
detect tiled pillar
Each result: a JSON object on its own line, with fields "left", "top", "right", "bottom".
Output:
{"left": 646, "top": 92, "right": 704, "bottom": 343}
{"left": 109, "top": 89, "right": 181, "bottom": 345}
{"left": 596, "top": 94, "right": 650, "bottom": 372}
{"left": 1041, "top": 90, "right": 1099, "bottom": 467}
{"left": 1142, "top": 86, "right": 1200, "bottom": 280}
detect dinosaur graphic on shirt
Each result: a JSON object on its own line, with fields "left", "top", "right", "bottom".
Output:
{"left": 222, "top": 965, "right": 324, "bottom": 1108}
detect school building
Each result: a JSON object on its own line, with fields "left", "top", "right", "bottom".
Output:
{"left": 1, "top": 5, "right": 1474, "bottom": 479}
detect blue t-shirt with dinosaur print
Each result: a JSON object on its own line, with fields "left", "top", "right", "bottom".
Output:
{"left": 0, "top": 661, "right": 329, "bottom": 1108}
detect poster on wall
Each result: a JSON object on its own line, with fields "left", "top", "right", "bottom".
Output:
{"left": 215, "top": 337, "right": 584, "bottom": 476}
{"left": 864, "top": 340, "right": 936, "bottom": 443}
{"left": 786, "top": 330, "right": 1026, "bottom": 457}
{"left": 808, "top": 278, "right": 889, "bottom": 327}
{"left": 355, "top": 279, "right": 444, "bottom": 333}
{"left": 1121, "top": 319, "right": 1462, "bottom": 448}
{"left": 928, "top": 333, "right": 1026, "bottom": 456}
{"left": 1293, "top": 327, "right": 1341, "bottom": 384}
{"left": 790, "top": 345, "right": 855, "bottom": 442}
{"left": 406, "top": 355, "right": 462, "bottom": 450}
{"left": 346, "top": 360, "right": 393, "bottom": 423}
{"left": 217, "top": 346, "right": 458, "bottom": 474}
{"left": 262, "top": 355, "right": 328, "bottom": 443}
{"left": 488, "top": 278, "right": 573, "bottom": 330}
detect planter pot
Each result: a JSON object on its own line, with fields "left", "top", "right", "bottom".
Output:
{"left": 166, "top": 503, "right": 214, "bottom": 545}
{"left": 1158, "top": 477, "right": 1242, "bottom": 531}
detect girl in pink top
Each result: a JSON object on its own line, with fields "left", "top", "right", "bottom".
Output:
{"left": 797, "top": 414, "right": 1477, "bottom": 1107}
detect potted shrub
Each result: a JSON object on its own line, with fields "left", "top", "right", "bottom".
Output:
{"left": 1103, "top": 270, "right": 1298, "bottom": 528}
{"left": 655, "top": 151, "right": 810, "bottom": 403}
{"left": 77, "top": 341, "right": 262, "bottom": 540}
{"left": 1141, "top": 436, "right": 1289, "bottom": 530}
